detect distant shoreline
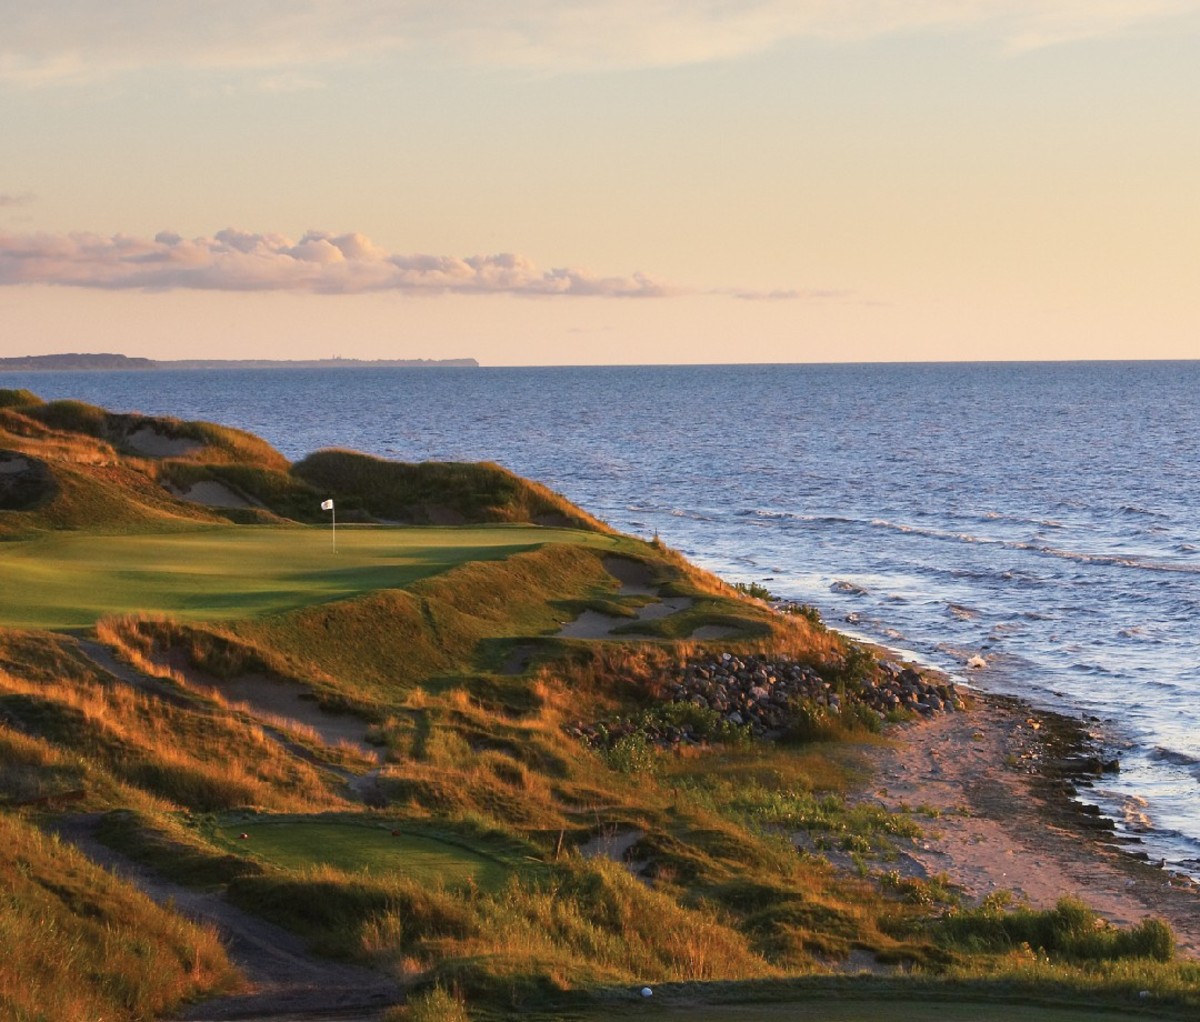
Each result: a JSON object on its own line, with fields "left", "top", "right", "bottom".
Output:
{"left": 0, "top": 353, "right": 479, "bottom": 372}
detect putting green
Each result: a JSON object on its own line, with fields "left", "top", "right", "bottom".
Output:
{"left": 215, "top": 819, "right": 512, "bottom": 890}
{"left": 0, "top": 523, "right": 613, "bottom": 629}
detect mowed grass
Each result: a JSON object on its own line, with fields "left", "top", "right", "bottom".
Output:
{"left": 551, "top": 1000, "right": 1168, "bottom": 1022}
{"left": 212, "top": 819, "right": 514, "bottom": 891}
{"left": 0, "top": 523, "right": 617, "bottom": 628}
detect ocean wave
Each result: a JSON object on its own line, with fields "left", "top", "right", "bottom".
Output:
{"left": 846, "top": 516, "right": 1199, "bottom": 575}
{"left": 668, "top": 508, "right": 712, "bottom": 521}
{"left": 1151, "top": 747, "right": 1200, "bottom": 768}
{"left": 1069, "top": 662, "right": 1117, "bottom": 676}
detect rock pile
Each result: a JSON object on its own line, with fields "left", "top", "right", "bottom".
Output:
{"left": 565, "top": 651, "right": 969, "bottom": 751}
{"left": 670, "top": 653, "right": 966, "bottom": 738}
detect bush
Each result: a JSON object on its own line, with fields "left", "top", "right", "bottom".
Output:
{"left": 938, "top": 897, "right": 1177, "bottom": 963}
{"left": 606, "top": 732, "right": 657, "bottom": 775}
{"left": 1117, "top": 917, "right": 1176, "bottom": 962}
{"left": 733, "top": 581, "right": 775, "bottom": 601}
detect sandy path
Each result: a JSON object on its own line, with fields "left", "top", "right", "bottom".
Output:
{"left": 854, "top": 694, "right": 1200, "bottom": 956}
{"left": 556, "top": 556, "right": 702, "bottom": 639}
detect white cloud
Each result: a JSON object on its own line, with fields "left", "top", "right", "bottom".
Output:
{"left": 0, "top": 228, "right": 681, "bottom": 297}
{"left": 0, "top": 192, "right": 35, "bottom": 207}
{"left": 1, "top": 1, "right": 1197, "bottom": 83}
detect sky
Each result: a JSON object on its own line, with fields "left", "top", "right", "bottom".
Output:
{"left": 2, "top": 1, "right": 1199, "bottom": 366}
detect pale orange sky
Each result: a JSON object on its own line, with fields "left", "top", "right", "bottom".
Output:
{"left": 2, "top": 2, "right": 1199, "bottom": 364}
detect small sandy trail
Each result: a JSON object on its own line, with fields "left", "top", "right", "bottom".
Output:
{"left": 854, "top": 694, "right": 1200, "bottom": 956}
{"left": 556, "top": 556, "right": 697, "bottom": 639}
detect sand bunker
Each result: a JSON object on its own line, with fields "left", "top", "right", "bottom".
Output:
{"left": 197, "top": 673, "right": 377, "bottom": 758}
{"left": 168, "top": 480, "right": 256, "bottom": 508}
{"left": 601, "top": 556, "right": 657, "bottom": 595}
{"left": 126, "top": 426, "right": 203, "bottom": 457}
{"left": 553, "top": 556, "right": 748, "bottom": 641}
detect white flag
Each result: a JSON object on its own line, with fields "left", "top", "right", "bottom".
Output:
{"left": 321, "top": 499, "right": 334, "bottom": 510}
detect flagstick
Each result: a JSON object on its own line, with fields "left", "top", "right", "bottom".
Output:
{"left": 321, "top": 500, "right": 337, "bottom": 553}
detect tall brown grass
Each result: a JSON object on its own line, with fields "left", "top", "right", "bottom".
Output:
{"left": 0, "top": 812, "right": 238, "bottom": 1020}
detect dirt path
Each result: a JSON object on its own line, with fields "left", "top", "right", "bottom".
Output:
{"left": 50, "top": 814, "right": 403, "bottom": 1021}
{"left": 853, "top": 694, "right": 1200, "bottom": 956}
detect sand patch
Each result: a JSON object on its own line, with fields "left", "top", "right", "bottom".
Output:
{"left": 168, "top": 480, "right": 256, "bottom": 508}
{"left": 0, "top": 452, "right": 56, "bottom": 510}
{"left": 603, "top": 555, "right": 657, "bottom": 595}
{"left": 557, "top": 610, "right": 629, "bottom": 639}
{"left": 556, "top": 596, "right": 697, "bottom": 639}
{"left": 126, "top": 426, "right": 202, "bottom": 457}
{"left": 554, "top": 556, "right": 700, "bottom": 639}
{"left": 193, "top": 672, "right": 378, "bottom": 759}
{"left": 579, "top": 827, "right": 647, "bottom": 876}
{"left": 632, "top": 596, "right": 692, "bottom": 620}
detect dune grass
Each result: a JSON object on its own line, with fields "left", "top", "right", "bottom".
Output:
{"left": 0, "top": 811, "right": 238, "bottom": 1021}
{"left": 0, "top": 523, "right": 619, "bottom": 629}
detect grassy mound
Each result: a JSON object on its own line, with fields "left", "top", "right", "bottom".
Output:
{"left": 294, "top": 449, "right": 613, "bottom": 531}
{"left": 26, "top": 398, "right": 289, "bottom": 470}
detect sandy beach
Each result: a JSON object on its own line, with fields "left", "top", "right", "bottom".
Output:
{"left": 854, "top": 692, "right": 1200, "bottom": 956}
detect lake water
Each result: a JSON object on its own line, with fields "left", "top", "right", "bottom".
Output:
{"left": 5, "top": 360, "right": 1199, "bottom": 874}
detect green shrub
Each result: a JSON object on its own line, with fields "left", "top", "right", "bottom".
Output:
{"left": 733, "top": 581, "right": 775, "bottom": 601}
{"left": 606, "top": 732, "right": 657, "bottom": 775}
{"left": 938, "top": 897, "right": 1177, "bottom": 963}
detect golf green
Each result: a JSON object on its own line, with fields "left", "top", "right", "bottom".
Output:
{"left": 216, "top": 820, "right": 513, "bottom": 890}
{"left": 0, "top": 523, "right": 613, "bottom": 628}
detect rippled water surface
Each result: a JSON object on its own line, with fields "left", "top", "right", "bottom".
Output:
{"left": 7, "top": 361, "right": 1199, "bottom": 869}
